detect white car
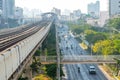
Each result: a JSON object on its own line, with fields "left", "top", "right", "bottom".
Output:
{"left": 89, "top": 66, "right": 96, "bottom": 74}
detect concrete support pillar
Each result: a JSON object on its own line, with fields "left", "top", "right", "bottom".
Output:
{"left": 39, "top": 44, "right": 42, "bottom": 51}
{"left": 22, "top": 59, "right": 32, "bottom": 80}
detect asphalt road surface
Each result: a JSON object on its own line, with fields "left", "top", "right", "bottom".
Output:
{"left": 58, "top": 25, "right": 108, "bottom": 80}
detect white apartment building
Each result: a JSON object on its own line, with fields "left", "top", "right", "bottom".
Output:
{"left": 15, "top": 7, "right": 23, "bottom": 19}
{"left": 14, "top": 7, "right": 23, "bottom": 24}
{"left": 88, "top": 1, "right": 100, "bottom": 18}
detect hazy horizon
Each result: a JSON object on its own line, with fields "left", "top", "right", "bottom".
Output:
{"left": 15, "top": 0, "right": 108, "bottom": 13}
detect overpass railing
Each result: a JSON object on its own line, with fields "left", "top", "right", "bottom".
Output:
{"left": 39, "top": 55, "right": 120, "bottom": 64}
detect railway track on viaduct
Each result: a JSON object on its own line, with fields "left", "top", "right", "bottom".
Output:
{"left": 0, "top": 21, "right": 50, "bottom": 52}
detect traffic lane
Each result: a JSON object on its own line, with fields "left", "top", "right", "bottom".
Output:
{"left": 62, "top": 49, "right": 78, "bottom": 80}
{"left": 61, "top": 44, "right": 84, "bottom": 80}
{"left": 70, "top": 38, "right": 108, "bottom": 80}
{"left": 64, "top": 45, "right": 85, "bottom": 80}
{"left": 63, "top": 50, "right": 91, "bottom": 80}
{"left": 65, "top": 64, "right": 74, "bottom": 80}
{"left": 69, "top": 48, "right": 107, "bottom": 80}
{"left": 59, "top": 28, "right": 85, "bottom": 80}
{"left": 92, "top": 64, "right": 108, "bottom": 80}
{"left": 64, "top": 58, "right": 84, "bottom": 80}
{"left": 62, "top": 38, "right": 107, "bottom": 79}
{"left": 82, "top": 64, "right": 107, "bottom": 80}
{"left": 81, "top": 64, "right": 99, "bottom": 80}
{"left": 70, "top": 64, "right": 83, "bottom": 80}
{"left": 58, "top": 26, "right": 106, "bottom": 80}
{"left": 64, "top": 51, "right": 91, "bottom": 80}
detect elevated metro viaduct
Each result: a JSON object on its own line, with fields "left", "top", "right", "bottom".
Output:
{"left": 0, "top": 13, "right": 56, "bottom": 80}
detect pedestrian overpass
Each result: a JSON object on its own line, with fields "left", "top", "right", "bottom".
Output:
{"left": 39, "top": 55, "right": 120, "bottom": 64}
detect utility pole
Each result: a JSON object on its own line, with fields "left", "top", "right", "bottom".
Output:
{"left": 32, "top": 11, "right": 35, "bottom": 24}
{"left": 90, "top": 44, "right": 92, "bottom": 56}
{"left": 55, "top": 20, "right": 60, "bottom": 80}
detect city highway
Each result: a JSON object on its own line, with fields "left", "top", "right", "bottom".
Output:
{"left": 57, "top": 25, "right": 108, "bottom": 80}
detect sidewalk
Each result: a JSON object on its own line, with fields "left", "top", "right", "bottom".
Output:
{"left": 98, "top": 65, "right": 120, "bottom": 80}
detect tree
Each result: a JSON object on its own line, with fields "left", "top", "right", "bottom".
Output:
{"left": 92, "top": 33, "right": 107, "bottom": 43}
{"left": 93, "top": 39, "right": 120, "bottom": 55}
{"left": 34, "top": 50, "right": 41, "bottom": 56}
{"left": 113, "top": 39, "right": 120, "bottom": 54}
{"left": 30, "top": 57, "right": 41, "bottom": 73}
{"left": 92, "top": 40, "right": 102, "bottom": 54}
{"left": 45, "top": 64, "right": 64, "bottom": 79}
{"left": 68, "top": 23, "right": 91, "bottom": 34}
{"left": 18, "top": 77, "right": 28, "bottom": 80}
{"left": 85, "top": 30, "right": 107, "bottom": 44}
{"left": 45, "top": 48, "right": 48, "bottom": 56}
{"left": 107, "top": 18, "right": 120, "bottom": 30}
{"left": 93, "top": 40, "right": 115, "bottom": 55}
{"left": 113, "top": 58, "right": 120, "bottom": 76}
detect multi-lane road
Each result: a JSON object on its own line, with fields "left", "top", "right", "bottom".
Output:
{"left": 57, "top": 24, "right": 108, "bottom": 80}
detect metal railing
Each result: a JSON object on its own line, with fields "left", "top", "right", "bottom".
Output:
{"left": 39, "top": 55, "right": 120, "bottom": 64}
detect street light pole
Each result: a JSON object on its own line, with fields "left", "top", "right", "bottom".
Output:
{"left": 91, "top": 44, "right": 92, "bottom": 56}
{"left": 55, "top": 21, "right": 60, "bottom": 80}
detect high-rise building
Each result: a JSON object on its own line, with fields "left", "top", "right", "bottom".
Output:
{"left": 0, "top": 0, "right": 15, "bottom": 19}
{"left": 0, "top": 0, "right": 7, "bottom": 19}
{"left": 109, "top": 0, "right": 120, "bottom": 17}
{"left": 7, "top": 0, "right": 15, "bottom": 18}
{"left": 87, "top": 0, "right": 100, "bottom": 18}
{"left": 0, "top": 0, "right": 4, "bottom": 16}
{"left": 0, "top": 0, "right": 2, "bottom": 10}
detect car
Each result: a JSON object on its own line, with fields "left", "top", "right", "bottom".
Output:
{"left": 89, "top": 66, "right": 96, "bottom": 74}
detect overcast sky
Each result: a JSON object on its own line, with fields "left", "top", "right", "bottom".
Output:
{"left": 15, "top": 0, "right": 108, "bottom": 13}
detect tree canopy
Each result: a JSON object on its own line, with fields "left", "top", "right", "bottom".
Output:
{"left": 93, "top": 39, "right": 120, "bottom": 55}
{"left": 107, "top": 18, "right": 120, "bottom": 30}
{"left": 85, "top": 30, "right": 107, "bottom": 44}
{"left": 68, "top": 23, "right": 91, "bottom": 34}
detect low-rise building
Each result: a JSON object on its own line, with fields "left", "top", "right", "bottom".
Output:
{"left": 86, "top": 18, "right": 99, "bottom": 26}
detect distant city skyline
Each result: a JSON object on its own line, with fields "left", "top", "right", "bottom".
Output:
{"left": 15, "top": 0, "right": 108, "bottom": 13}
